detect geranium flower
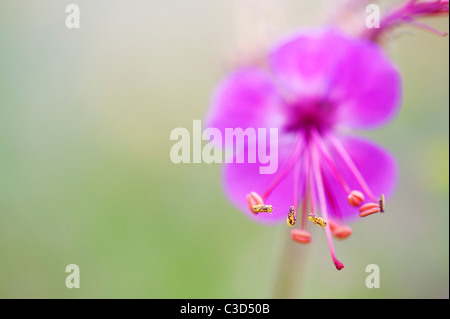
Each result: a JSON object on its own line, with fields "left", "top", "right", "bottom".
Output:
{"left": 205, "top": 28, "right": 401, "bottom": 270}
{"left": 205, "top": 1, "right": 448, "bottom": 271}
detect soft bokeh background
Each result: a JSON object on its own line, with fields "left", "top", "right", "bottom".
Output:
{"left": 0, "top": 0, "right": 448, "bottom": 298}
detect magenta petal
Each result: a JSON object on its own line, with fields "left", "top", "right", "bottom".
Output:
{"left": 270, "top": 29, "right": 351, "bottom": 98}
{"left": 330, "top": 39, "right": 402, "bottom": 130}
{"left": 321, "top": 134, "right": 398, "bottom": 223}
{"left": 204, "top": 68, "right": 285, "bottom": 147}
{"left": 270, "top": 28, "right": 402, "bottom": 130}
{"left": 222, "top": 138, "right": 302, "bottom": 224}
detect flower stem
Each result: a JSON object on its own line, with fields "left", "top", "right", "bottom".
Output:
{"left": 271, "top": 226, "right": 307, "bottom": 299}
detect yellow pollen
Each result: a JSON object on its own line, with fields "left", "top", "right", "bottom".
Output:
{"left": 253, "top": 205, "right": 273, "bottom": 213}
{"left": 287, "top": 206, "right": 296, "bottom": 227}
{"left": 308, "top": 213, "right": 327, "bottom": 228}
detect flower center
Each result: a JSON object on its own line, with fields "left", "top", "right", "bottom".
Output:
{"left": 246, "top": 129, "right": 387, "bottom": 271}
{"left": 284, "top": 98, "right": 336, "bottom": 134}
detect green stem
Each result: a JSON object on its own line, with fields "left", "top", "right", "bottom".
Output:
{"left": 271, "top": 226, "right": 307, "bottom": 299}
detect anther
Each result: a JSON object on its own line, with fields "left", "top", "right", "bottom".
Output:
{"left": 378, "top": 194, "right": 385, "bottom": 213}
{"left": 347, "top": 190, "right": 365, "bottom": 207}
{"left": 328, "top": 219, "right": 338, "bottom": 231}
{"left": 291, "top": 229, "right": 311, "bottom": 244}
{"left": 287, "top": 206, "right": 296, "bottom": 227}
{"left": 246, "top": 192, "right": 264, "bottom": 214}
{"left": 359, "top": 202, "right": 380, "bottom": 217}
{"left": 253, "top": 205, "right": 273, "bottom": 214}
{"left": 308, "top": 213, "right": 327, "bottom": 228}
{"left": 332, "top": 225, "right": 353, "bottom": 239}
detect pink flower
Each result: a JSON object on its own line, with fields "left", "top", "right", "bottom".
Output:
{"left": 205, "top": 28, "right": 402, "bottom": 270}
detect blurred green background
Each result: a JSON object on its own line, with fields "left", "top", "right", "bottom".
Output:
{"left": 0, "top": 0, "right": 448, "bottom": 298}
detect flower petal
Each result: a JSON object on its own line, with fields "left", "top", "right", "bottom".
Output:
{"left": 270, "top": 28, "right": 402, "bottom": 130}
{"left": 204, "top": 68, "right": 285, "bottom": 148}
{"left": 321, "top": 134, "right": 398, "bottom": 223}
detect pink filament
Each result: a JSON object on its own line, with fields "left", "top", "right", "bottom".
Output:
{"left": 262, "top": 134, "right": 305, "bottom": 201}
{"left": 326, "top": 133, "right": 377, "bottom": 202}
{"left": 310, "top": 142, "right": 344, "bottom": 270}
{"left": 312, "top": 130, "right": 352, "bottom": 194}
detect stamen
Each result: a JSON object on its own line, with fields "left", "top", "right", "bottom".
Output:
{"left": 287, "top": 206, "right": 297, "bottom": 227}
{"left": 313, "top": 130, "right": 365, "bottom": 207}
{"left": 289, "top": 161, "right": 301, "bottom": 227}
{"left": 302, "top": 146, "right": 312, "bottom": 230}
{"left": 308, "top": 213, "right": 327, "bottom": 228}
{"left": 359, "top": 203, "right": 380, "bottom": 217}
{"left": 293, "top": 162, "right": 301, "bottom": 208}
{"left": 332, "top": 225, "right": 353, "bottom": 239}
{"left": 246, "top": 191, "right": 264, "bottom": 214}
{"left": 312, "top": 130, "right": 351, "bottom": 194}
{"left": 262, "top": 134, "right": 305, "bottom": 201}
{"left": 253, "top": 205, "right": 273, "bottom": 213}
{"left": 328, "top": 220, "right": 352, "bottom": 239}
{"left": 300, "top": 192, "right": 308, "bottom": 230}
{"left": 326, "top": 134, "right": 378, "bottom": 202}
{"left": 321, "top": 169, "right": 352, "bottom": 237}
{"left": 291, "top": 229, "right": 311, "bottom": 244}
{"left": 348, "top": 190, "right": 365, "bottom": 207}
{"left": 328, "top": 219, "right": 338, "bottom": 232}
{"left": 378, "top": 194, "right": 385, "bottom": 213}
{"left": 310, "top": 143, "right": 344, "bottom": 271}
{"left": 323, "top": 177, "right": 344, "bottom": 223}
{"left": 308, "top": 151, "right": 317, "bottom": 216}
